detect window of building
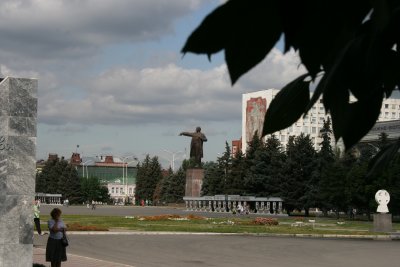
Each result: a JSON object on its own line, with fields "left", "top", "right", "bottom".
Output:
{"left": 116, "top": 188, "right": 119, "bottom": 194}
{"left": 120, "top": 188, "right": 123, "bottom": 194}
{"left": 319, "top": 99, "right": 323, "bottom": 103}
{"left": 311, "top": 117, "right": 316, "bottom": 123}
{"left": 319, "top": 106, "right": 324, "bottom": 110}
{"left": 392, "top": 104, "right": 396, "bottom": 109}
{"left": 288, "top": 126, "right": 293, "bottom": 132}
{"left": 302, "top": 126, "right": 309, "bottom": 133}
{"left": 385, "top": 112, "right": 389, "bottom": 118}
{"left": 392, "top": 112, "right": 396, "bottom": 119}
{"left": 312, "top": 127, "right": 316, "bottom": 134}
{"left": 385, "top": 104, "right": 389, "bottom": 108}
{"left": 281, "top": 135, "right": 286, "bottom": 142}
{"left": 129, "top": 188, "right": 132, "bottom": 194}
{"left": 112, "top": 187, "right": 114, "bottom": 194}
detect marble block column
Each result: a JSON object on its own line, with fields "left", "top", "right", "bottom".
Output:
{"left": 0, "top": 77, "right": 37, "bottom": 267}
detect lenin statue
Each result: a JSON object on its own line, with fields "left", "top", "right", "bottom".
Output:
{"left": 179, "top": 127, "right": 207, "bottom": 167}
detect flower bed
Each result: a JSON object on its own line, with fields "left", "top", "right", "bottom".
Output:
{"left": 66, "top": 223, "right": 109, "bottom": 231}
{"left": 138, "top": 214, "right": 206, "bottom": 221}
{"left": 252, "top": 217, "right": 279, "bottom": 226}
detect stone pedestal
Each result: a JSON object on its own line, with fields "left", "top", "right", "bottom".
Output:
{"left": 0, "top": 77, "right": 37, "bottom": 266}
{"left": 185, "top": 168, "right": 204, "bottom": 197}
{"left": 373, "top": 213, "right": 392, "bottom": 232}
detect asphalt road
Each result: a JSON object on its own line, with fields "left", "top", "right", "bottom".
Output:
{"left": 34, "top": 234, "right": 400, "bottom": 267}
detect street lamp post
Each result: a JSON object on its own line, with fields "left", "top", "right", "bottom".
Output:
{"left": 163, "top": 149, "right": 184, "bottom": 172}
{"left": 120, "top": 155, "right": 137, "bottom": 203}
{"left": 125, "top": 159, "right": 139, "bottom": 203}
{"left": 82, "top": 159, "right": 93, "bottom": 179}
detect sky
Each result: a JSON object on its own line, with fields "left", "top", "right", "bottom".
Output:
{"left": 0, "top": 0, "right": 305, "bottom": 169}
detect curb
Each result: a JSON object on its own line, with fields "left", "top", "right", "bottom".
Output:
{"left": 36, "top": 231, "right": 399, "bottom": 240}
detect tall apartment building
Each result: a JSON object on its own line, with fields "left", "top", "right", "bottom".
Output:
{"left": 242, "top": 89, "right": 400, "bottom": 152}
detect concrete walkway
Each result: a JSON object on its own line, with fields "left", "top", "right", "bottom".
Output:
{"left": 33, "top": 247, "right": 135, "bottom": 267}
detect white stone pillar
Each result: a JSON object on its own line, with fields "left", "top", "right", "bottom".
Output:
{"left": 0, "top": 77, "right": 37, "bottom": 266}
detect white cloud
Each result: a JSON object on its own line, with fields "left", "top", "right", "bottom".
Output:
{"left": 39, "top": 49, "right": 305, "bottom": 126}
{"left": 238, "top": 48, "right": 306, "bottom": 90}
{"left": 0, "top": 0, "right": 204, "bottom": 67}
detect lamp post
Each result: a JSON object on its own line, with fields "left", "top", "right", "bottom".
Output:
{"left": 120, "top": 155, "right": 137, "bottom": 203}
{"left": 163, "top": 149, "right": 184, "bottom": 172}
{"left": 82, "top": 159, "right": 93, "bottom": 179}
{"left": 125, "top": 158, "right": 139, "bottom": 203}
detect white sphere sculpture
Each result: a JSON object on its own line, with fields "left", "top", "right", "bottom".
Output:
{"left": 375, "top": 190, "right": 390, "bottom": 213}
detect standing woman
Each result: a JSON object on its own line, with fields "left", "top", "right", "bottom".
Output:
{"left": 46, "top": 208, "right": 67, "bottom": 267}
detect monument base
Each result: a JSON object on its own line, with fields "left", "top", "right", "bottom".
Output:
{"left": 373, "top": 213, "right": 392, "bottom": 232}
{"left": 185, "top": 168, "right": 204, "bottom": 197}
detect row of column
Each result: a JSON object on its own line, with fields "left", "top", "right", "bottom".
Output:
{"left": 35, "top": 196, "right": 62, "bottom": 205}
{"left": 185, "top": 200, "right": 283, "bottom": 214}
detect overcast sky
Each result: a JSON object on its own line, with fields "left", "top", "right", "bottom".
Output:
{"left": 0, "top": 0, "right": 305, "bottom": 169}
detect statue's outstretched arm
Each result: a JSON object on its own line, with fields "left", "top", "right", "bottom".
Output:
{"left": 179, "top": 132, "right": 194, "bottom": 137}
{"left": 202, "top": 135, "right": 207, "bottom": 142}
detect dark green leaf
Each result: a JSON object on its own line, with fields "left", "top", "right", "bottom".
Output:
{"left": 181, "top": 1, "right": 234, "bottom": 57}
{"left": 225, "top": 1, "right": 281, "bottom": 84}
{"left": 382, "top": 50, "right": 400, "bottom": 97}
{"left": 262, "top": 74, "right": 310, "bottom": 136}
{"left": 367, "top": 138, "right": 400, "bottom": 177}
{"left": 342, "top": 90, "right": 383, "bottom": 149}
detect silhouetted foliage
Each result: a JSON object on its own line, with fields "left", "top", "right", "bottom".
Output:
{"left": 183, "top": 0, "right": 400, "bottom": 171}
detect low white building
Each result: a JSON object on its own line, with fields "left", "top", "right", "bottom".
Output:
{"left": 107, "top": 180, "right": 135, "bottom": 204}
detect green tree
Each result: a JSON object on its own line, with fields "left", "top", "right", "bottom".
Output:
{"left": 162, "top": 166, "right": 186, "bottom": 203}
{"left": 135, "top": 155, "right": 163, "bottom": 203}
{"left": 35, "top": 157, "right": 81, "bottom": 204}
{"left": 243, "top": 132, "right": 264, "bottom": 195}
{"left": 225, "top": 150, "right": 246, "bottom": 195}
{"left": 202, "top": 143, "right": 232, "bottom": 196}
{"left": 81, "top": 176, "right": 110, "bottom": 203}
{"left": 319, "top": 158, "right": 348, "bottom": 219}
{"left": 282, "top": 134, "right": 316, "bottom": 216}
{"left": 202, "top": 161, "right": 224, "bottom": 196}
{"left": 244, "top": 135, "right": 285, "bottom": 197}
{"left": 315, "top": 118, "right": 335, "bottom": 214}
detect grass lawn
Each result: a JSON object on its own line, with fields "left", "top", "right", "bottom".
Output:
{"left": 38, "top": 214, "right": 400, "bottom": 235}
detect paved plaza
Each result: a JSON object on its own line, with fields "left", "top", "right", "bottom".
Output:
{"left": 33, "top": 205, "right": 400, "bottom": 267}
{"left": 34, "top": 233, "right": 400, "bottom": 267}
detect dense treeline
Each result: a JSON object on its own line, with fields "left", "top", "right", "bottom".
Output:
{"left": 35, "top": 157, "right": 110, "bottom": 204}
{"left": 203, "top": 119, "right": 400, "bottom": 217}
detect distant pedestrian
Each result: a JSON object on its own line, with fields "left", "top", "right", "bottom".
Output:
{"left": 33, "top": 200, "right": 46, "bottom": 236}
{"left": 46, "top": 208, "right": 67, "bottom": 267}
{"left": 91, "top": 200, "right": 96, "bottom": 210}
